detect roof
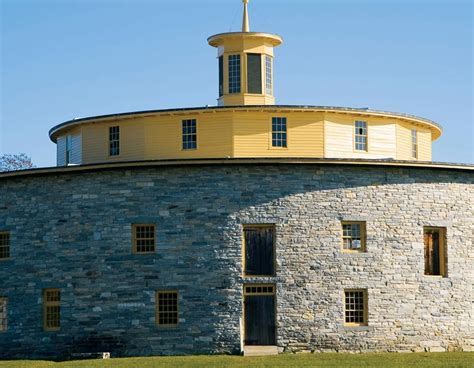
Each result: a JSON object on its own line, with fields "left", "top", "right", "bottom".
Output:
{"left": 48, "top": 105, "right": 443, "bottom": 142}
{"left": 0, "top": 158, "right": 472, "bottom": 180}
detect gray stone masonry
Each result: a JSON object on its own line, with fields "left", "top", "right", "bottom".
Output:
{"left": 0, "top": 164, "right": 473, "bottom": 358}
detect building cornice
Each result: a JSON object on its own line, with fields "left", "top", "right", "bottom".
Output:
{"left": 1, "top": 158, "right": 472, "bottom": 180}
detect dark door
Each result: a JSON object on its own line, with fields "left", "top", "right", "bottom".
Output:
{"left": 244, "top": 294, "right": 276, "bottom": 345}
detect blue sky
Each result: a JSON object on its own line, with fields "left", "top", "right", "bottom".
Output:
{"left": 1, "top": 0, "right": 472, "bottom": 167}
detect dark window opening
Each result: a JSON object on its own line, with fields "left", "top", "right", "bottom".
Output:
{"left": 424, "top": 227, "right": 446, "bottom": 276}
{"left": 247, "top": 53, "right": 262, "bottom": 94}
{"left": 218, "top": 56, "right": 223, "bottom": 97}
{"left": 244, "top": 226, "right": 275, "bottom": 276}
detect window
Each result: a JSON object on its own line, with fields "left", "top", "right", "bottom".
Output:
{"left": 243, "top": 225, "right": 275, "bottom": 276}
{"left": 342, "top": 222, "right": 366, "bottom": 252}
{"left": 43, "top": 289, "right": 60, "bottom": 331}
{"left": 65, "top": 135, "right": 72, "bottom": 165}
{"left": 411, "top": 129, "right": 418, "bottom": 159}
{"left": 109, "top": 126, "right": 120, "bottom": 156}
{"left": 344, "top": 289, "right": 367, "bottom": 326}
{"left": 132, "top": 224, "right": 156, "bottom": 254}
{"left": 272, "top": 117, "right": 287, "bottom": 148}
{"left": 247, "top": 53, "right": 262, "bottom": 94}
{"left": 228, "top": 54, "right": 241, "bottom": 93}
{"left": 424, "top": 227, "right": 446, "bottom": 276}
{"left": 0, "top": 232, "right": 10, "bottom": 259}
{"left": 265, "top": 55, "right": 273, "bottom": 95}
{"left": 182, "top": 119, "right": 197, "bottom": 150}
{"left": 218, "top": 56, "right": 224, "bottom": 97}
{"left": 156, "top": 291, "right": 178, "bottom": 327}
{"left": 0, "top": 298, "right": 6, "bottom": 332}
{"left": 354, "top": 121, "right": 368, "bottom": 151}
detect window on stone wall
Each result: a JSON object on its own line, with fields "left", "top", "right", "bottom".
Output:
{"left": 424, "top": 227, "right": 447, "bottom": 277}
{"left": 243, "top": 225, "right": 275, "bottom": 276}
{"left": 0, "top": 232, "right": 10, "bottom": 259}
{"left": 132, "top": 224, "right": 156, "bottom": 254}
{"left": 182, "top": 119, "right": 197, "bottom": 150}
{"left": 342, "top": 222, "right": 366, "bottom": 252}
{"left": 156, "top": 291, "right": 178, "bottom": 327}
{"left": 344, "top": 289, "right": 367, "bottom": 326}
{"left": 354, "top": 120, "right": 368, "bottom": 151}
{"left": 272, "top": 117, "right": 287, "bottom": 148}
{"left": 109, "top": 126, "right": 120, "bottom": 156}
{"left": 0, "top": 298, "right": 7, "bottom": 332}
{"left": 43, "top": 289, "right": 60, "bottom": 331}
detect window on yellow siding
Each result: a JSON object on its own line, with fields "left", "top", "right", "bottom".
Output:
{"left": 43, "top": 289, "right": 60, "bottom": 331}
{"left": 132, "top": 224, "right": 156, "bottom": 254}
{"left": 424, "top": 227, "right": 446, "bottom": 277}
{"left": 0, "top": 232, "right": 10, "bottom": 259}
{"left": 0, "top": 298, "right": 7, "bottom": 332}
{"left": 182, "top": 119, "right": 197, "bottom": 150}
{"left": 342, "top": 222, "right": 366, "bottom": 252}
{"left": 411, "top": 129, "right": 418, "bottom": 159}
{"left": 272, "top": 117, "right": 287, "bottom": 147}
{"left": 354, "top": 121, "right": 368, "bottom": 151}
{"left": 156, "top": 291, "right": 178, "bottom": 327}
{"left": 109, "top": 126, "right": 120, "bottom": 156}
{"left": 344, "top": 289, "right": 367, "bottom": 326}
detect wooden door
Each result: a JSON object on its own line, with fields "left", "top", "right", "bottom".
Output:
{"left": 244, "top": 285, "right": 276, "bottom": 346}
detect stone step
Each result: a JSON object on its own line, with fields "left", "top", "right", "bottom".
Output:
{"left": 243, "top": 345, "right": 279, "bottom": 356}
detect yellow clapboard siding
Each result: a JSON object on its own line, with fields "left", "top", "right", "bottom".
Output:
{"left": 233, "top": 111, "right": 324, "bottom": 157}
{"left": 60, "top": 109, "right": 436, "bottom": 165}
{"left": 324, "top": 113, "right": 396, "bottom": 159}
{"left": 396, "top": 122, "right": 432, "bottom": 161}
{"left": 82, "top": 121, "right": 145, "bottom": 164}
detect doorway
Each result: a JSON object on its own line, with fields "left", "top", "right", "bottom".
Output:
{"left": 243, "top": 284, "right": 276, "bottom": 346}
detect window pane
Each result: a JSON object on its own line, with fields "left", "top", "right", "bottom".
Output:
{"left": 271, "top": 117, "right": 287, "bottom": 148}
{"left": 0, "top": 232, "right": 10, "bottom": 259}
{"left": 228, "top": 54, "right": 241, "bottom": 94}
{"left": 182, "top": 119, "right": 197, "bottom": 150}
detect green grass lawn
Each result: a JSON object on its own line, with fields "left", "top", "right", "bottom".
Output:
{"left": 0, "top": 353, "right": 473, "bottom": 368}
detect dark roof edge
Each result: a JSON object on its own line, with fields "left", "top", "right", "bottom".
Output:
{"left": 48, "top": 105, "right": 443, "bottom": 142}
{"left": 1, "top": 158, "right": 472, "bottom": 179}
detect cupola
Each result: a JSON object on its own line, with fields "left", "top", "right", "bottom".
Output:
{"left": 208, "top": 0, "right": 283, "bottom": 106}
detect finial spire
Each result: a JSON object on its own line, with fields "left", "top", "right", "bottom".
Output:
{"left": 242, "top": 0, "right": 250, "bottom": 32}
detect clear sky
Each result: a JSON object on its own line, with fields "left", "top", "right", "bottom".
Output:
{"left": 1, "top": 0, "right": 472, "bottom": 167}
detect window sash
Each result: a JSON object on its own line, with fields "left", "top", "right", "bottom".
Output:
{"left": 411, "top": 129, "right": 418, "bottom": 159}
{"left": 0, "top": 298, "right": 7, "bottom": 332}
{"left": 344, "top": 290, "right": 367, "bottom": 325}
{"left": 43, "top": 289, "right": 60, "bottom": 331}
{"left": 342, "top": 222, "right": 366, "bottom": 251}
{"left": 354, "top": 121, "right": 368, "bottom": 151}
{"left": 272, "top": 117, "right": 287, "bottom": 148}
{"left": 133, "top": 224, "right": 156, "bottom": 253}
{"left": 228, "top": 54, "right": 241, "bottom": 94}
{"left": 156, "top": 291, "right": 178, "bottom": 326}
{"left": 109, "top": 126, "right": 120, "bottom": 156}
{"left": 0, "top": 232, "right": 10, "bottom": 259}
{"left": 265, "top": 56, "right": 273, "bottom": 95}
{"left": 182, "top": 119, "right": 197, "bottom": 150}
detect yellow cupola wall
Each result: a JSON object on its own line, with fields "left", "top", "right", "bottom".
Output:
{"left": 208, "top": 0, "right": 283, "bottom": 106}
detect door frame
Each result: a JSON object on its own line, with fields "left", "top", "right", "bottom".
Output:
{"left": 243, "top": 283, "right": 277, "bottom": 346}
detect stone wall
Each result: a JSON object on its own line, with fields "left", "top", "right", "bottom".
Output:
{"left": 0, "top": 163, "right": 473, "bottom": 358}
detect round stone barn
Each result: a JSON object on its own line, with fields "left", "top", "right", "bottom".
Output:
{"left": 0, "top": 0, "right": 472, "bottom": 359}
